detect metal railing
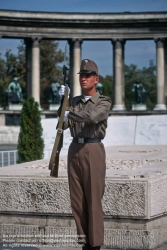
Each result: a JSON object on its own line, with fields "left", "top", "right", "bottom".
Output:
{"left": 0, "top": 150, "right": 18, "bottom": 167}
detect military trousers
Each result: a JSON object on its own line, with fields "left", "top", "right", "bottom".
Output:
{"left": 67, "top": 141, "right": 106, "bottom": 247}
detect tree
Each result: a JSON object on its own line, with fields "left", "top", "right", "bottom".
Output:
{"left": 17, "top": 96, "right": 44, "bottom": 163}
{"left": 99, "top": 75, "right": 113, "bottom": 98}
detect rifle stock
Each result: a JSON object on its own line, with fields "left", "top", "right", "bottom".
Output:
{"left": 50, "top": 132, "right": 63, "bottom": 177}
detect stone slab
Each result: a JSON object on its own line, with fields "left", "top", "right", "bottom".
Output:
{"left": 135, "top": 115, "right": 167, "bottom": 145}
{"left": 0, "top": 126, "right": 19, "bottom": 145}
{"left": 1, "top": 115, "right": 167, "bottom": 157}
{"left": 41, "top": 115, "right": 167, "bottom": 157}
{"left": 103, "top": 116, "right": 136, "bottom": 146}
{"left": 0, "top": 146, "right": 167, "bottom": 219}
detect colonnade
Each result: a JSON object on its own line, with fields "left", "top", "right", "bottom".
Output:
{"left": 25, "top": 37, "right": 167, "bottom": 111}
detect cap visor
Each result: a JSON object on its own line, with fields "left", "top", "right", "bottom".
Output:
{"left": 77, "top": 70, "right": 97, "bottom": 74}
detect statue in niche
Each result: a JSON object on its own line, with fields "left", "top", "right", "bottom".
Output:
{"left": 132, "top": 81, "right": 147, "bottom": 104}
{"left": 6, "top": 77, "right": 22, "bottom": 105}
{"left": 96, "top": 82, "right": 103, "bottom": 95}
{"left": 49, "top": 79, "right": 61, "bottom": 104}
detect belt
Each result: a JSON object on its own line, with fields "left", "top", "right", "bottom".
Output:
{"left": 72, "top": 137, "right": 101, "bottom": 144}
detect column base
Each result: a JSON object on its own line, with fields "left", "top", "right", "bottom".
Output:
{"left": 154, "top": 104, "right": 167, "bottom": 111}
{"left": 112, "top": 104, "right": 125, "bottom": 111}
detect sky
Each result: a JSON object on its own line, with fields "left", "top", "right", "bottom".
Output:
{"left": 0, "top": 0, "right": 167, "bottom": 77}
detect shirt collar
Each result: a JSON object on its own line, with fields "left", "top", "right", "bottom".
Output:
{"left": 78, "top": 91, "right": 100, "bottom": 104}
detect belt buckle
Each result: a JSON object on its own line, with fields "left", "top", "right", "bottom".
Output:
{"left": 78, "top": 137, "right": 84, "bottom": 144}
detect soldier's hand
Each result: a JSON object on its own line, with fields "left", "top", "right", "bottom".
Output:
{"left": 57, "top": 111, "right": 69, "bottom": 122}
{"left": 59, "top": 85, "right": 70, "bottom": 99}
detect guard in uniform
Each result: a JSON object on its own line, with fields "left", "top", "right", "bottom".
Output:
{"left": 59, "top": 59, "right": 111, "bottom": 250}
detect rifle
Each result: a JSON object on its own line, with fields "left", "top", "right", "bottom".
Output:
{"left": 49, "top": 47, "right": 69, "bottom": 177}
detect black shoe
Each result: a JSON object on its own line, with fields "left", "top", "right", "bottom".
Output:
{"left": 89, "top": 246, "right": 101, "bottom": 250}
{"left": 82, "top": 244, "right": 90, "bottom": 250}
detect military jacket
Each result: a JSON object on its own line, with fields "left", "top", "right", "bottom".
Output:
{"left": 63, "top": 91, "right": 111, "bottom": 139}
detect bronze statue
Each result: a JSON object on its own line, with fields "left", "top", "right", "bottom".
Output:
{"left": 6, "top": 77, "right": 22, "bottom": 105}
{"left": 132, "top": 81, "right": 147, "bottom": 104}
{"left": 96, "top": 82, "right": 103, "bottom": 95}
{"left": 49, "top": 79, "right": 60, "bottom": 104}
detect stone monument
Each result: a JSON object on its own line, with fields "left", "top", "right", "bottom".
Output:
{"left": 49, "top": 79, "right": 61, "bottom": 110}
{"left": 6, "top": 77, "right": 22, "bottom": 110}
{"left": 132, "top": 80, "right": 147, "bottom": 110}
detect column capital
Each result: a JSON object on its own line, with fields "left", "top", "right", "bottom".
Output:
{"left": 68, "top": 38, "right": 82, "bottom": 46}
{"left": 111, "top": 38, "right": 126, "bottom": 47}
{"left": 154, "top": 38, "right": 165, "bottom": 48}
{"left": 31, "top": 37, "right": 42, "bottom": 47}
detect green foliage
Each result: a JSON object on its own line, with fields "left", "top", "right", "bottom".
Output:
{"left": 17, "top": 96, "right": 44, "bottom": 163}
{"left": 99, "top": 75, "right": 113, "bottom": 98}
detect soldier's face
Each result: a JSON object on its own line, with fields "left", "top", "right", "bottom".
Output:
{"left": 79, "top": 74, "right": 99, "bottom": 91}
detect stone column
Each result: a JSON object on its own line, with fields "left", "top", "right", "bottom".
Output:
{"left": 112, "top": 39, "right": 125, "bottom": 111}
{"left": 154, "top": 38, "right": 166, "bottom": 110}
{"left": 122, "top": 40, "right": 126, "bottom": 107}
{"left": 24, "top": 38, "right": 32, "bottom": 98}
{"left": 31, "top": 37, "right": 40, "bottom": 104}
{"left": 69, "top": 39, "right": 82, "bottom": 97}
{"left": 164, "top": 39, "right": 167, "bottom": 106}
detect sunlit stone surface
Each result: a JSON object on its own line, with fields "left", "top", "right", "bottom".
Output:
{"left": 0, "top": 145, "right": 167, "bottom": 249}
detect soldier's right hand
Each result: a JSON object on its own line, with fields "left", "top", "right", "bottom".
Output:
{"left": 59, "top": 85, "right": 66, "bottom": 98}
{"left": 59, "top": 85, "right": 70, "bottom": 99}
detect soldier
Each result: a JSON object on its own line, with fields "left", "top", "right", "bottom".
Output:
{"left": 58, "top": 59, "right": 111, "bottom": 250}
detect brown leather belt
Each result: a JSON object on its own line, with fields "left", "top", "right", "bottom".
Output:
{"left": 72, "top": 137, "right": 101, "bottom": 144}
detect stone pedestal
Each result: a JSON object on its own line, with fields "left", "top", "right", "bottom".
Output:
{"left": 0, "top": 146, "right": 167, "bottom": 249}
{"left": 8, "top": 104, "right": 22, "bottom": 110}
{"left": 132, "top": 104, "right": 147, "bottom": 111}
{"left": 49, "top": 104, "right": 59, "bottom": 111}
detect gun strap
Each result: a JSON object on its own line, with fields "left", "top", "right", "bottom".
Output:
{"left": 48, "top": 85, "right": 69, "bottom": 175}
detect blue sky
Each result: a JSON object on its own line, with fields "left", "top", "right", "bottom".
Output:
{"left": 0, "top": 0, "right": 167, "bottom": 76}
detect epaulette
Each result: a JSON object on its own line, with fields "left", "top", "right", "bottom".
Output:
{"left": 100, "top": 95, "right": 112, "bottom": 102}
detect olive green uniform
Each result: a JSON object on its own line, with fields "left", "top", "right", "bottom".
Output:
{"left": 63, "top": 91, "right": 111, "bottom": 247}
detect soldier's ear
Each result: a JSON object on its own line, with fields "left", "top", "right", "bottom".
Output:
{"left": 95, "top": 76, "right": 99, "bottom": 84}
